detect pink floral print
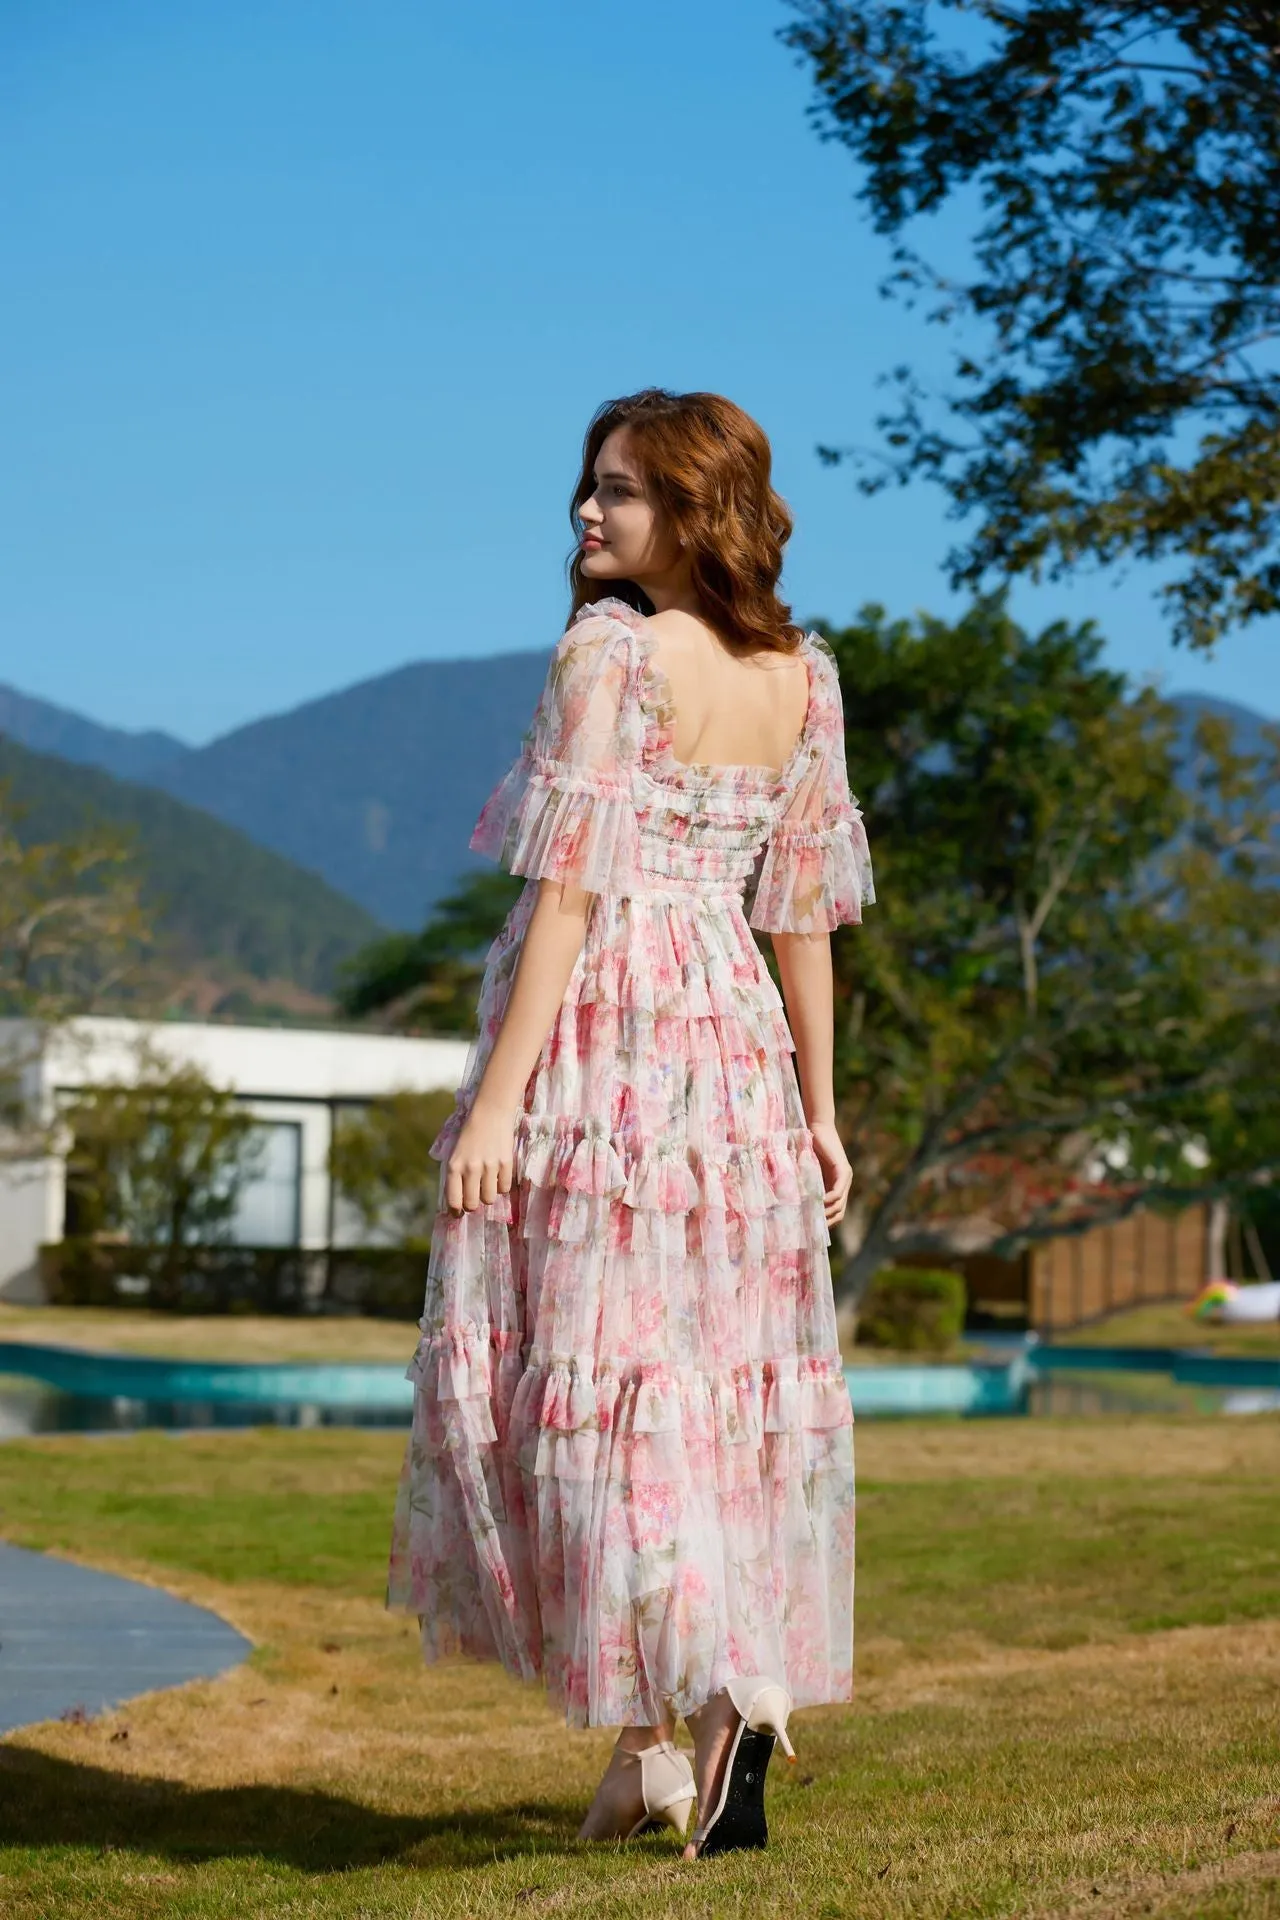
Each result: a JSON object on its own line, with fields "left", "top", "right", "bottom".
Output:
{"left": 387, "top": 596, "right": 874, "bottom": 1727}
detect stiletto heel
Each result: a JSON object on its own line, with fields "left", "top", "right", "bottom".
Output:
{"left": 687, "top": 1675, "right": 795, "bottom": 1859}
{"left": 629, "top": 1742, "right": 696, "bottom": 1840}
{"left": 578, "top": 1739, "right": 696, "bottom": 1842}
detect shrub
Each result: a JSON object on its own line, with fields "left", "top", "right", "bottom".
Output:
{"left": 857, "top": 1265, "right": 967, "bottom": 1354}
{"left": 41, "top": 1240, "right": 427, "bottom": 1319}
{"left": 329, "top": 1088, "right": 457, "bottom": 1249}
{"left": 60, "top": 1044, "right": 266, "bottom": 1282}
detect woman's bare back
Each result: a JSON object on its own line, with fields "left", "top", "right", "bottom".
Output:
{"left": 642, "top": 607, "right": 811, "bottom": 774}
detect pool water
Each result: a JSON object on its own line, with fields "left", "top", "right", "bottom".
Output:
{"left": 1, "top": 1337, "right": 1276, "bottom": 1437}
{"left": 0, "top": 1376, "right": 410, "bottom": 1439}
{"left": 1025, "top": 1372, "right": 1278, "bottom": 1419}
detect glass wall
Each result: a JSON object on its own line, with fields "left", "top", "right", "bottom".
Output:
{"left": 228, "top": 1121, "right": 302, "bottom": 1247}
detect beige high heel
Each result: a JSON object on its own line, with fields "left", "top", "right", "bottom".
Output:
{"left": 577, "top": 1738, "right": 696, "bottom": 1842}
{"left": 687, "top": 1676, "right": 795, "bottom": 1859}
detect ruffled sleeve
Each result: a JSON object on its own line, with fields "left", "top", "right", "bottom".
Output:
{"left": 747, "top": 635, "right": 875, "bottom": 934}
{"left": 469, "top": 608, "right": 643, "bottom": 893}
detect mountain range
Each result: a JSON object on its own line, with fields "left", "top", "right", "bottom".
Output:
{"left": 0, "top": 682, "right": 188, "bottom": 784}
{"left": 1, "top": 664, "right": 1273, "bottom": 937}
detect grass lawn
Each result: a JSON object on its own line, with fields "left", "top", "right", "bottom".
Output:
{"left": 1056, "top": 1301, "right": 1280, "bottom": 1359}
{"left": 0, "top": 1418, "right": 1278, "bottom": 1918}
{"left": 0, "top": 1304, "right": 422, "bottom": 1365}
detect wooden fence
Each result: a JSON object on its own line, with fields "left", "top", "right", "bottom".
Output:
{"left": 1027, "top": 1203, "right": 1208, "bottom": 1333}
{"left": 899, "top": 1202, "right": 1210, "bottom": 1334}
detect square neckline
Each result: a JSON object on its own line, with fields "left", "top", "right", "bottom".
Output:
{"left": 589, "top": 599, "right": 818, "bottom": 787}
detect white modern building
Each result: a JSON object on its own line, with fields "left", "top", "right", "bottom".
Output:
{"left": 0, "top": 1017, "right": 470, "bottom": 1303}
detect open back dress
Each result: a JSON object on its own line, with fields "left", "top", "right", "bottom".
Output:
{"left": 387, "top": 594, "right": 875, "bottom": 1729}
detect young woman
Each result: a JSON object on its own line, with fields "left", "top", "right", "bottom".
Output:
{"left": 387, "top": 387, "right": 874, "bottom": 1860}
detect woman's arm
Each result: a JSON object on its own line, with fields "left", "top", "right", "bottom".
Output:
{"left": 444, "top": 878, "right": 593, "bottom": 1212}
{"left": 771, "top": 928, "right": 854, "bottom": 1227}
{"left": 447, "top": 616, "right": 644, "bottom": 1215}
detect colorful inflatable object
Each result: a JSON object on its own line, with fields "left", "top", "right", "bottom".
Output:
{"left": 1188, "top": 1280, "right": 1237, "bottom": 1320}
{"left": 1187, "top": 1279, "right": 1280, "bottom": 1324}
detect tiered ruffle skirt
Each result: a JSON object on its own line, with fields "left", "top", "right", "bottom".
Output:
{"left": 387, "top": 884, "right": 856, "bottom": 1727}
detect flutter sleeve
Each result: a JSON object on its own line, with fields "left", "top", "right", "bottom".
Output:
{"left": 747, "top": 635, "right": 875, "bottom": 934}
{"left": 469, "top": 609, "right": 643, "bottom": 893}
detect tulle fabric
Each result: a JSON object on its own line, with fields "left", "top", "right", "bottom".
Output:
{"left": 468, "top": 612, "right": 645, "bottom": 892}
{"left": 748, "top": 815, "right": 875, "bottom": 935}
{"left": 746, "top": 635, "right": 877, "bottom": 934}
{"left": 387, "top": 597, "right": 872, "bottom": 1727}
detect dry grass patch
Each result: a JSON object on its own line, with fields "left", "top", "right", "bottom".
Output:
{"left": 0, "top": 1304, "right": 420, "bottom": 1364}
{"left": 855, "top": 1413, "right": 1280, "bottom": 1481}
{"left": 1079, "top": 1853, "right": 1280, "bottom": 1920}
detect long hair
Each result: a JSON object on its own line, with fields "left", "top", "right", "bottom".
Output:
{"left": 566, "top": 388, "right": 804, "bottom": 656}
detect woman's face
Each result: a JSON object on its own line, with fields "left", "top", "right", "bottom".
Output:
{"left": 576, "top": 426, "right": 683, "bottom": 587}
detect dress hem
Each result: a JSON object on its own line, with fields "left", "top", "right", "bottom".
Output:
{"left": 382, "top": 1595, "right": 855, "bottom": 1731}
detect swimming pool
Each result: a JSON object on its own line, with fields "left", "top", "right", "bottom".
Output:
{"left": 1, "top": 1336, "right": 1276, "bottom": 1436}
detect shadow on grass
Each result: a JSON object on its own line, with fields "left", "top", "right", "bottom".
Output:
{"left": 0, "top": 1747, "right": 583, "bottom": 1870}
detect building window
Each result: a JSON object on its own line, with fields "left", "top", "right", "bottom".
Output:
{"left": 229, "top": 1122, "right": 301, "bottom": 1248}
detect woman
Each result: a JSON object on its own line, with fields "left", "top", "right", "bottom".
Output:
{"left": 387, "top": 387, "right": 874, "bottom": 1860}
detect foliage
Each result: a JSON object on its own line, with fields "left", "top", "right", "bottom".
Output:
{"left": 41, "top": 1240, "right": 427, "bottom": 1319}
{"left": 62, "top": 1040, "right": 263, "bottom": 1257}
{"left": 0, "top": 773, "right": 149, "bottom": 1021}
{"left": 329, "top": 1088, "right": 458, "bottom": 1246}
{"left": 0, "top": 738, "right": 381, "bottom": 994}
{"left": 781, "top": 2, "right": 1280, "bottom": 649}
{"left": 817, "top": 596, "right": 1280, "bottom": 1304}
{"left": 0, "top": 771, "right": 152, "bottom": 1159}
{"left": 336, "top": 870, "right": 522, "bottom": 1031}
{"left": 857, "top": 1264, "right": 968, "bottom": 1352}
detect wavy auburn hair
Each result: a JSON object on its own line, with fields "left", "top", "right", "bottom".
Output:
{"left": 566, "top": 388, "right": 804, "bottom": 656}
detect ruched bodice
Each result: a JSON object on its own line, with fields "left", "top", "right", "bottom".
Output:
{"left": 387, "top": 597, "right": 875, "bottom": 1730}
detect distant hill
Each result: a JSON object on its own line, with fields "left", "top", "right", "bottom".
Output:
{"left": 0, "top": 682, "right": 189, "bottom": 783}
{"left": 0, "top": 739, "right": 383, "bottom": 997}
{"left": 147, "top": 651, "right": 549, "bottom": 929}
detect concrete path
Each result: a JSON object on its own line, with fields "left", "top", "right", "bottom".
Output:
{"left": 0, "top": 1541, "right": 251, "bottom": 1736}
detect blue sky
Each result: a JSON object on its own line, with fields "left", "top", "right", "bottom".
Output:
{"left": 3, "top": 0, "right": 1276, "bottom": 744}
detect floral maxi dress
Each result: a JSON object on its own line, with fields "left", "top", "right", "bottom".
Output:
{"left": 387, "top": 595, "right": 875, "bottom": 1728}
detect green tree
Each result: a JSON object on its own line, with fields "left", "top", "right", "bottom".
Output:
{"left": 0, "top": 777, "right": 149, "bottom": 1021}
{"left": 0, "top": 775, "right": 151, "bottom": 1155}
{"left": 330, "top": 1089, "right": 459, "bottom": 1248}
{"left": 63, "top": 1039, "right": 264, "bottom": 1255}
{"left": 337, "top": 870, "right": 522, "bottom": 1031}
{"left": 782, "top": 3, "right": 1280, "bottom": 649}
{"left": 818, "top": 596, "right": 1280, "bottom": 1313}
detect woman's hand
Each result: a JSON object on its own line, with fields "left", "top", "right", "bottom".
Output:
{"left": 440, "top": 878, "right": 593, "bottom": 1217}
{"left": 808, "top": 1118, "right": 853, "bottom": 1227}
{"left": 444, "top": 1098, "right": 515, "bottom": 1213}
